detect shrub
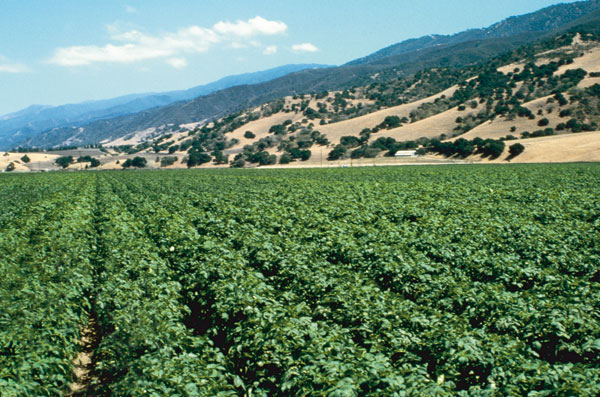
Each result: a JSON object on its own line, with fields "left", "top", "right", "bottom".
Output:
{"left": 269, "top": 125, "right": 286, "bottom": 135}
{"left": 559, "top": 109, "right": 572, "bottom": 118}
{"left": 77, "top": 155, "right": 100, "bottom": 167}
{"left": 566, "top": 118, "right": 582, "bottom": 132}
{"left": 230, "top": 158, "right": 245, "bottom": 168}
{"left": 279, "top": 153, "right": 292, "bottom": 164}
{"left": 257, "top": 152, "right": 277, "bottom": 166}
{"left": 244, "top": 131, "right": 256, "bottom": 139}
{"left": 21, "top": 155, "right": 30, "bottom": 163}
{"left": 554, "top": 92, "right": 568, "bottom": 106}
{"left": 298, "top": 150, "right": 311, "bottom": 161}
{"left": 363, "top": 147, "right": 380, "bottom": 158}
{"left": 509, "top": 143, "right": 525, "bottom": 157}
{"left": 160, "top": 156, "right": 178, "bottom": 167}
{"left": 315, "top": 135, "right": 330, "bottom": 146}
{"left": 377, "top": 116, "right": 403, "bottom": 129}
{"left": 5, "top": 162, "right": 15, "bottom": 172}
{"left": 340, "top": 136, "right": 361, "bottom": 148}
{"left": 212, "top": 151, "right": 228, "bottom": 165}
{"left": 530, "top": 128, "right": 554, "bottom": 138}
{"left": 480, "top": 140, "right": 505, "bottom": 158}
{"left": 55, "top": 156, "right": 73, "bottom": 169}
{"left": 328, "top": 145, "right": 347, "bottom": 161}
{"left": 122, "top": 157, "right": 147, "bottom": 168}
{"left": 537, "top": 118, "right": 550, "bottom": 127}
{"left": 187, "top": 152, "right": 211, "bottom": 167}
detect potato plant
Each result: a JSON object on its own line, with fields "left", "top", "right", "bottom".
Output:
{"left": 1, "top": 164, "right": 599, "bottom": 395}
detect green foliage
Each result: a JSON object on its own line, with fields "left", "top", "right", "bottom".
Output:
{"left": 230, "top": 157, "right": 246, "bottom": 168}
{"left": 77, "top": 155, "right": 101, "bottom": 167}
{"left": 244, "top": 131, "right": 256, "bottom": 139}
{"left": 1, "top": 165, "right": 600, "bottom": 395}
{"left": 279, "top": 153, "right": 292, "bottom": 164}
{"left": 246, "top": 151, "right": 277, "bottom": 166}
{"left": 20, "top": 155, "right": 30, "bottom": 163}
{"left": 269, "top": 124, "right": 286, "bottom": 135}
{"left": 5, "top": 162, "right": 15, "bottom": 172}
{"left": 212, "top": 150, "right": 229, "bottom": 165}
{"left": 160, "top": 156, "right": 178, "bottom": 167}
{"left": 340, "top": 136, "right": 362, "bottom": 148}
{"left": 55, "top": 156, "right": 73, "bottom": 168}
{"left": 187, "top": 151, "right": 212, "bottom": 167}
{"left": 509, "top": 143, "right": 525, "bottom": 157}
{"left": 327, "top": 144, "right": 347, "bottom": 160}
{"left": 427, "top": 138, "right": 505, "bottom": 158}
{"left": 377, "top": 115, "right": 404, "bottom": 130}
{"left": 122, "top": 156, "right": 147, "bottom": 168}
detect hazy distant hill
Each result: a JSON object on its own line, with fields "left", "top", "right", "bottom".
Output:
{"left": 0, "top": 64, "right": 328, "bottom": 150}
{"left": 12, "top": 0, "right": 600, "bottom": 149}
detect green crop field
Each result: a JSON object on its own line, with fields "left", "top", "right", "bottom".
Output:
{"left": 1, "top": 164, "right": 599, "bottom": 396}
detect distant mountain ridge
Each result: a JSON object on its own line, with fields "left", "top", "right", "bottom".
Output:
{"left": 347, "top": 0, "right": 600, "bottom": 66}
{"left": 0, "top": 64, "right": 328, "bottom": 150}
{"left": 9, "top": 0, "right": 600, "bottom": 149}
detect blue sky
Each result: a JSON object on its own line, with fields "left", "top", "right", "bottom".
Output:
{"left": 0, "top": 0, "right": 580, "bottom": 115}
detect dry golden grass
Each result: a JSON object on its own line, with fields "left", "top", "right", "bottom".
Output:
{"left": 376, "top": 106, "right": 477, "bottom": 142}
{"left": 498, "top": 62, "right": 525, "bottom": 74}
{"left": 557, "top": 47, "right": 600, "bottom": 75}
{"left": 227, "top": 112, "right": 305, "bottom": 150}
{"left": 0, "top": 152, "right": 60, "bottom": 171}
{"left": 316, "top": 86, "right": 458, "bottom": 144}
{"left": 502, "top": 131, "right": 600, "bottom": 163}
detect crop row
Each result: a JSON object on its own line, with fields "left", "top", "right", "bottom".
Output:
{"left": 0, "top": 175, "right": 95, "bottom": 396}
{"left": 107, "top": 174, "right": 415, "bottom": 395}
{"left": 89, "top": 178, "right": 237, "bottom": 395}
{"left": 111, "top": 165, "right": 600, "bottom": 395}
{"left": 1, "top": 164, "right": 599, "bottom": 396}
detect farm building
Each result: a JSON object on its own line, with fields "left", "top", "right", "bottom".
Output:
{"left": 394, "top": 150, "right": 417, "bottom": 157}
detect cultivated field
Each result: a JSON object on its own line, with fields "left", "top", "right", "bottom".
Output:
{"left": 1, "top": 165, "right": 599, "bottom": 395}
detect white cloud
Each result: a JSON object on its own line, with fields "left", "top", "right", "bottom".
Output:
{"left": 263, "top": 45, "right": 277, "bottom": 55}
{"left": 166, "top": 57, "right": 188, "bottom": 69}
{"left": 125, "top": 5, "right": 137, "bottom": 13}
{"left": 292, "top": 42, "right": 319, "bottom": 53}
{"left": 49, "top": 44, "right": 172, "bottom": 66}
{"left": 213, "top": 16, "right": 287, "bottom": 37}
{"left": 0, "top": 56, "right": 30, "bottom": 73}
{"left": 48, "top": 16, "right": 287, "bottom": 67}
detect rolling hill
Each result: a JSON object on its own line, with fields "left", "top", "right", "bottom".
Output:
{"left": 8, "top": 0, "right": 600, "bottom": 150}
{"left": 6, "top": 27, "right": 600, "bottom": 172}
{"left": 0, "top": 64, "right": 328, "bottom": 150}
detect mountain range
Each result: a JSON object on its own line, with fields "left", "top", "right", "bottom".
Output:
{"left": 0, "top": 64, "right": 328, "bottom": 150}
{"left": 5, "top": 0, "right": 600, "bottom": 150}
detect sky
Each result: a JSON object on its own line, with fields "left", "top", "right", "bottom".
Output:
{"left": 0, "top": 0, "right": 581, "bottom": 116}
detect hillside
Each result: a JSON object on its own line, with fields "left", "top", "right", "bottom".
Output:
{"left": 0, "top": 64, "right": 328, "bottom": 150}
{"left": 11, "top": 0, "right": 600, "bottom": 150}
{"left": 348, "top": 0, "right": 600, "bottom": 66}
{"left": 6, "top": 29, "right": 600, "bottom": 173}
